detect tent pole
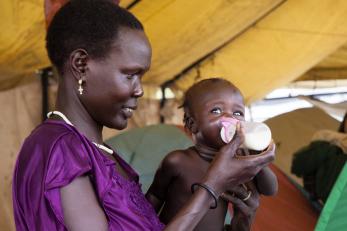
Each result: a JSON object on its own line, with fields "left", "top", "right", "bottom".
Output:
{"left": 159, "top": 85, "right": 166, "bottom": 123}
{"left": 39, "top": 67, "right": 53, "bottom": 122}
{"left": 126, "top": 0, "right": 140, "bottom": 9}
{"left": 263, "top": 92, "right": 347, "bottom": 101}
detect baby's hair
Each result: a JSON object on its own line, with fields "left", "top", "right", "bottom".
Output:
{"left": 46, "top": 0, "right": 143, "bottom": 74}
{"left": 180, "top": 78, "right": 238, "bottom": 129}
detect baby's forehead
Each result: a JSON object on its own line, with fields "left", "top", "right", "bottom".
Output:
{"left": 191, "top": 83, "right": 242, "bottom": 101}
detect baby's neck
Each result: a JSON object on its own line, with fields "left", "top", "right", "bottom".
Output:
{"left": 194, "top": 143, "right": 219, "bottom": 162}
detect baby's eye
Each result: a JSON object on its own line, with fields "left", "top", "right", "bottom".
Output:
{"left": 233, "top": 111, "right": 244, "bottom": 117}
{"left": 210, "top": 107, "right": 222, "bottom": 114}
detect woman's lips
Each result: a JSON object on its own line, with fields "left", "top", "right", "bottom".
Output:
{"left": 122, "top": 107, "right": 135, "bottom": 118}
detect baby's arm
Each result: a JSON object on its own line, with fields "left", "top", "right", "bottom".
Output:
{"left": 146, "top": 151, "right": 182, "bottom": 212}
{"left": 254, "top": 166, "right": 278, "bottom": 196}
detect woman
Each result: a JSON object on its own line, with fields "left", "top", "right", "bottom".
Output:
{"left": 12, "top": 0, "right": 275, "bottom": 230}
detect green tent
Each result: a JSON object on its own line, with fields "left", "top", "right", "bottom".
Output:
{"left": 315, "top": 163, "right": 347, "bottom": 231}
{"left": 106, "top": 124, "right": 193, "bottom": 192}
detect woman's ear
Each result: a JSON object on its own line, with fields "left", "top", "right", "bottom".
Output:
{"left": 69, "top": 49, "right": 89, "bottom": 80}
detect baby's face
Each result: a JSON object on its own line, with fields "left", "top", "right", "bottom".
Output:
{"left": 190, "top": 83, "right": 245, "bottom": 149}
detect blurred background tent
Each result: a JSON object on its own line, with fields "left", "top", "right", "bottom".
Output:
{"left": 265, "top": 107, "right": 340, "bottom": 182}
{"left": 2, "top": 0, "right": 347, "bottom": 230}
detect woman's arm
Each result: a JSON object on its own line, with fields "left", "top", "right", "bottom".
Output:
{"left": 60, "top": 176, "right": 108, "bottom": 231}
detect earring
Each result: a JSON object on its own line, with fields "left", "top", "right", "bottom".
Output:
{"left": 78, "top": 78, "right": 84, "bottom": 95}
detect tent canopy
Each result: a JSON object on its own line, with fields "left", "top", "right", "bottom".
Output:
{"left": 2, "top": 0, "right": 347, "bottom": 102}
{"left": 3, "top": 2, "right": 347, "bottom": 230}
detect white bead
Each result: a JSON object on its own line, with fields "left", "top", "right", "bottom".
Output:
{"left": 47, "top": 111, "right": 114, "bottom": 155}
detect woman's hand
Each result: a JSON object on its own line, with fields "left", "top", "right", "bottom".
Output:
{"left": 204, "top": 123, "right": 276, "bottom": 195}
{"left": 222, "top": 182, "right": 260, "bottom": 231}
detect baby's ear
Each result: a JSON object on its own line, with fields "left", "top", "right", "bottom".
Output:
{"left": 187, "top": 117, "right": 198, "bottom": 134}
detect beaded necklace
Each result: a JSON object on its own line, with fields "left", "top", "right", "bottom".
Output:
{"left": 47, "top": 111, "right": 114, "bottom": 155}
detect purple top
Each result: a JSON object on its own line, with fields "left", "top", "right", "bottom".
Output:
{"left": 12, "top": 120, "right": 164, "bottom": 231}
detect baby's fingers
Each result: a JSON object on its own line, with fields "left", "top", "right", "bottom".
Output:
{"left": 221, "top": 193, "right": 249, "bottom": 215}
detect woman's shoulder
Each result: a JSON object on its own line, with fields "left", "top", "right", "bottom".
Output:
{"left": 14, "top": 119, "right": 93, "bottom": 198}
{"left": 28, "top": 119, "right": 78, "bottom": 143}
{"left": 23, "top": 120, "right": 92, "bottom": 187}
{"left": 21, "top": 119, "right": 89, "bottom": 154}
{"left": 18, "top": 119, "right": 88, "bottom": 169}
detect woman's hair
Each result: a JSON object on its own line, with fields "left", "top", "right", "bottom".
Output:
{"left": 46, "top": 0, "right": 143, "bottom": 73}
{"left": 338, "top": 112, "right": 347, "bottom": 133}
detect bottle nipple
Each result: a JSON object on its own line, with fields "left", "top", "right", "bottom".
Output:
{"left": 220, "top": 118, "right": 238, "bottom": 143}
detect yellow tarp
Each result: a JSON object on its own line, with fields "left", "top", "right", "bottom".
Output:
{"left": 0, "top": 0, "right": 133, "bottom": 90}
{"left": 1, "top": 0, "right": 347, "bottom": 101}
{"left": 0, "top": 0, "right": 49, "bottom": 90}
{"left": 2, "top": 1, "right": 347, "bottom": 230}
{"left": 173, "top": 0, "right": 347, "bottom": 103}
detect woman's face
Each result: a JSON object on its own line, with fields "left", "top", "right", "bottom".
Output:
{"left": 82, "top": 27, "right": 152, "bottom": 130}
{"left": 191, "top": 83, "right": 245, "bottom": 149}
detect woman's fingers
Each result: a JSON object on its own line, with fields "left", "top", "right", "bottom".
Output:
{"left": 236, "top": 148, "right": 249, "bottom": 156}
{"left": 232, "top": 122, "right": 245, "bottom": 146}
{"left": 204, "top": 132, "right": 275, "bottom": 194}
{"left": 246, "top": 141, "right": 276, "bottom": 169}
{"left": 219, "top": 122, "right": 245, "bottom": 158}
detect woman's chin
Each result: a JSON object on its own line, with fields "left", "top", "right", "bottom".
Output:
{"left": 105, "top": 118, "right": 128, "bottom": 130}
{"left": 115, "top": 121, "right": 128, "bottom": 130}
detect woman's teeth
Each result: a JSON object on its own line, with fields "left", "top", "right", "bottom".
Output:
{"left": 124, "top": 108, "right": 133, "bottom": 113}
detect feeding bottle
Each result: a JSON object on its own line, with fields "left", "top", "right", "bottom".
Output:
{"left": 220, "top": 117, "right": 272, "bottom": 151}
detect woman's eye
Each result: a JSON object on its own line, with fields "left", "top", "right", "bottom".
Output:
{"left": 211, "top": 108, "right": 222, "bottom": 114}
{"left": 126, "top": 74, "right": 136, "bottom": 79}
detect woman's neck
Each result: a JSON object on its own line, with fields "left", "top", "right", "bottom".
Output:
{"left": 194, "top": 143, "right": 219, "bottom": 162}
{"left": 54, "top": 80, "right": 103, "bottom": 144}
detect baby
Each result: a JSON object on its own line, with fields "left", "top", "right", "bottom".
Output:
{"left": 146, "top": 78, "right": 278, "bottom": 230}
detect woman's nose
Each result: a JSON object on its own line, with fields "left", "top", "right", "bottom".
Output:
{"left": 133, "top": 80, "right": 144, "bottom": 98}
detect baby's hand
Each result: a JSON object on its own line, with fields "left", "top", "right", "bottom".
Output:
{"left": 221, "top": 183, "right": 260, "bottom": 231}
